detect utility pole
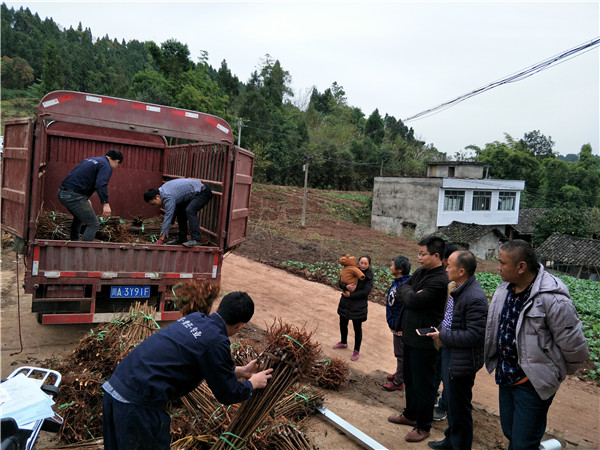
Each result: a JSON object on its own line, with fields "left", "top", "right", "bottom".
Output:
{"left": 301, "top": 154, "right": 312, "bottom": 227}
{"left": 237, "top": 118, "right": 242, "bottom": 147}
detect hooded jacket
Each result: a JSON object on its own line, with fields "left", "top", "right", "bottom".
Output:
{"left": 484, "top": 264, "right": 589, "bottom": 400}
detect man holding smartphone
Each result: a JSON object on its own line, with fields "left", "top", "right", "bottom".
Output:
{"left": 426, "top": 251, "right": 488, "bottom": 450}
{"left": 387, "top": 236, "right": 448, "bottom": 443}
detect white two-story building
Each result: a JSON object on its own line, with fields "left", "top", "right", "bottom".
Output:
{"left": 371, "top": 162, "right": 525, "bottom": 255}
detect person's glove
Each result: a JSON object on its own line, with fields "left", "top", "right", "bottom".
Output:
{"left": 156, "top": 239, "right": 164, "bottom": 245}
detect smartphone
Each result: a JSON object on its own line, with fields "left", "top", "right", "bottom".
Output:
{"left": 416, "top": 327, "right": 438, "bottom": 336}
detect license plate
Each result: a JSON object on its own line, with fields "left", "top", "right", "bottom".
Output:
{"left": 110, "top": 286, "right": 151, "bottom": 298}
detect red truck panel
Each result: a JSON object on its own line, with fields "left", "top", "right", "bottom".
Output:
{"left": 227, "top": 147, "right": 254, "bottom": 248}
{"left": 29, "top": 241, "right": 220, "bottom": 277}
{"left": 1, "top": 118, "right": 34, "bottom": 239}
{"left": 38, "top": 91, "right": 234, "bottom": 145}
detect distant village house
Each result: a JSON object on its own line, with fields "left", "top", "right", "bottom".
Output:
{"left": 371, "top": 161, "right": 525, "bottom": 260}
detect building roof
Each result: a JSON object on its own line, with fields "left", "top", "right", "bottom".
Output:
{"left": 511, "top": 208, "right": 548, "bottom": 234}
{"left": 536, "top": 232, "right": 600, "bottom": 267}
{"left": 436, "top": 221, "right": 507, "bottom": 246}
{"left": 426, "top": 161, "right": 484, "bottom": 166}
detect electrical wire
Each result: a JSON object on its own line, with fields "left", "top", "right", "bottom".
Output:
{"left": 10, "top": 253, "right": 24, "bottom": 356}
{"left": 402, "top": 37, "right": 600, "bottom": 123}
{"left": 238, "top": 37, "right": 599, "bottom": 169}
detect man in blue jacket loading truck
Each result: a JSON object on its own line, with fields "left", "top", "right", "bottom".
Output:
{"left": 57, "top": 149, "right": 123, "bottom": 241}
{"left": 102, "top": 291, "right": 273, "bottom": 449}
{"left": 144, "top": 178, "right": 213, "bottom": 247}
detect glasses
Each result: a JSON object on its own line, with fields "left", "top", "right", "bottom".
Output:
{"left": 418, "top": 252, "right": 431, "bottom": 258}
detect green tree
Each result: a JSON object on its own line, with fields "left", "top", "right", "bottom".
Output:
{"left": 216, "top": 59, "right": 241, "bottom": 99}
{"left": 571, "top": 144, "right": 600, "bottom": 207}
{"left": 540, "top": 158, "right": 571, "bottom": 207}
{"left": 147, "top": 39, "right": 193, "bottom": 81}
{"left": 237, "top": 56, "right": 306, "bottom": 185}
{"left": 175, "top": 68, "right": 228, "bottom": 117}
{"left": 41, "top": 41, "right": 63, "bottom": 92}
{"left": 1, "top": 56, "right": 34, "bottom": 89}
{"left": 129, "top": 69, "right": 173, "bottom": 105}
{"left": 533, "top": 208, "right": 595, "bottom": 246}
{"left": 364, "top": 109, "right": 384, "bottom": 146}
{"left": 518, "top": 130, "right": 556, "bottom": 159}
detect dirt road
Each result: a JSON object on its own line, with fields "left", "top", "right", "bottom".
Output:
{"left": 220, "top": 254, "right": 600, "bottom": 448}
{"left": 1, "top": 249, "right": 599, "bottom": 448}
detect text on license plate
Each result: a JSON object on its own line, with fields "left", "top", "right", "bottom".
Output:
{"left": 110, "top": 286, "right": 151, "bottom": 298}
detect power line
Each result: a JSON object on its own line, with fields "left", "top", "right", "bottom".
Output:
{"left": 402, "top": 37, "right": 600, "bottom": 123}
{"left": 238, "top": 38, "right": 599, "bottom": 164}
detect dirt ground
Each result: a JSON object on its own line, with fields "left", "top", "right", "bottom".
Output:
{"left": 2, "top": 247, "right": 599, "bottom": 449}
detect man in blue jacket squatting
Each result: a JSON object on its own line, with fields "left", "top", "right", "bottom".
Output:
{"left": 102, "top": 292, "right": 273, "bottom": 449}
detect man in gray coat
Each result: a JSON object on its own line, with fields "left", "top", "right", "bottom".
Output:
{"left": 484, "top": 240, "right": 588, "bottom": 450}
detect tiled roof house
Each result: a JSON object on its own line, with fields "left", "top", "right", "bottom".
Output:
{"left": 436, "top": 221, "right": 507, "bottom": 260}
{"left": 536, "top": 232, "right": 600, "bottom": 280}
{"left": 504, "top": 208, "right": 548, "bottom": 242}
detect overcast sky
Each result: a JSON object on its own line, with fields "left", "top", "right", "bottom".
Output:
{"left": 6, "top": 1, "right": 599, "bottom": 156}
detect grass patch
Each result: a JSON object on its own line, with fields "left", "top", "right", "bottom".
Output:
{"left": 321, "top": 192, "right": 372, "bottom": 204}
{"left": 323, "top": 195, "right": 372, "bottom": 226}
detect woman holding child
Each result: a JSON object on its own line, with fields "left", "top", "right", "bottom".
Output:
{"left": 333, "top": 254, "right": 374, "bottom": 361}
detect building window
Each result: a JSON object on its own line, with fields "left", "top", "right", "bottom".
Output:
{"left": 448, "top": 167, "right": 455, "bottom": 177}
{"left": 498, "top": 191, "right": 516, "bottom": 211}
{"left": 472, "top": 191, "right": 491, "bottom": 211}
{"left": 443, "top": 190, "right": 465, "bottom": 211}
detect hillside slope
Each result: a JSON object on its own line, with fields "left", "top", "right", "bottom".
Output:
{"left": 236, "top": 183, "right": 499, "bottom": 273}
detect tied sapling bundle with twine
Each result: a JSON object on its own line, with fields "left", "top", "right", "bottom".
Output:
{"left": 248, "top": 418, "right": 314, "bottom": 450}
{"left": 172, "top": 280, "right": 221, "bottom": 316}
{"left": 310, "top": 357, "right": 350, "bottom": 390}
{"left": 211, "top": 319, "right": 320, "bottom": 450}
{"left": 55, "top": 302, "right": 161, "bottom": 443}
{"left": 230, "top": 339, "right": 260, "bottom": 366}
{"left": 271, "top": 383, "right": 323, "bottom": 421}
{"left": 179, "top": 381, "right": 240, "bottom": 437}
{"left": 266, "top": 422, "right": 314, "bottom": 450}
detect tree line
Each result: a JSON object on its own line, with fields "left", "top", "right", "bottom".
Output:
{"left": 2, "top": 3, "right": 599, "bottom": 242}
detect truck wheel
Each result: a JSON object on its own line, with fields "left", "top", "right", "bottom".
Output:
{"left": 36, "top": 312, "right": 43, "bottom": 324}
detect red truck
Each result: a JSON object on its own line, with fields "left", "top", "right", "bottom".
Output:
{"left": 1, "top": 91, "right": 254, "bottom": 324}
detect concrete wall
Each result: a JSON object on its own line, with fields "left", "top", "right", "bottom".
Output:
{"left": 371, "top": 177, "right": 442, "bottom": 238}
{"left": 427, "top": 164, "right": 484, "bottom": 179}
{"left": 468, "top": 232, "right": 501, "bottom": 260}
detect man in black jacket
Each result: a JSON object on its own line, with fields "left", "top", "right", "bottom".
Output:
{"left": 388, "top": 236, "right": 448, "bottom": 443}
{"left": 427, "top": 251, "right": 488, "bottom": 450}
